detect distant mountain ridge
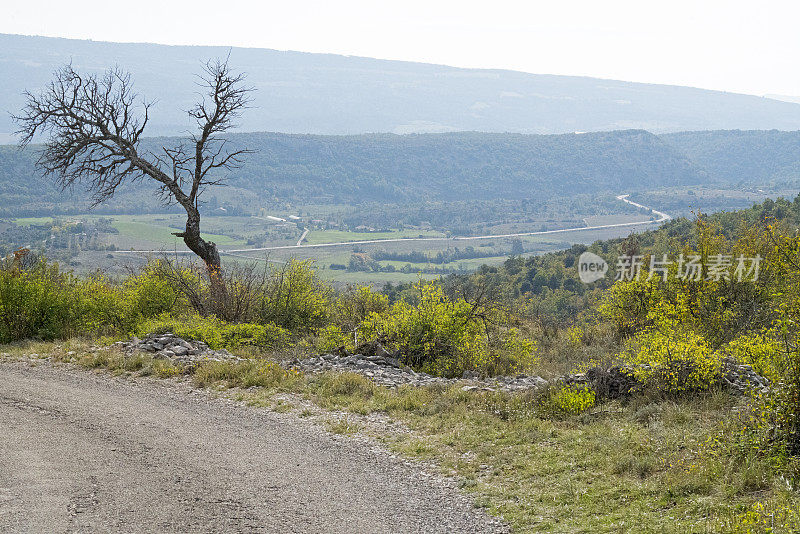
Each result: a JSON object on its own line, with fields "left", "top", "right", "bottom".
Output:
{"left": 3, "top": 34, "right": 800, "bottom": 140}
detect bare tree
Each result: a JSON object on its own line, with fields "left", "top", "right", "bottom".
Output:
{"left": 13, "top": 59, "right": 251, "bottom": 275}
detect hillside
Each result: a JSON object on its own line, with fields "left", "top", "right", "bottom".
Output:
{"left": 662, "top": 129, "right": 800, "bottom": 184}
{"left": 4, "top": 34, "right": 800, "bottom": 142}
{"left": 228, "top": 130, "right": 702, "bottom": 203}
{"left": 0, "top": 129, "right": 704, "bottom": 216}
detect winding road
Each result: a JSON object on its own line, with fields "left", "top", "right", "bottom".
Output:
{"left": 115, "top": 194, "right": 670, "bottom": 256}
{"left": 0, "top": 361, "right": 504, "bottom": 533}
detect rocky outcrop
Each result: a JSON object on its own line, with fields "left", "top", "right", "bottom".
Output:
{"left": 562, "top": 360, "right": 769, "bottom": 398}
{"left": 584, "top": 367, "right": 641, "bottom": 399}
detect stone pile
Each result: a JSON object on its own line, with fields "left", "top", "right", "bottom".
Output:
{"left": 719, "top": 358, "right": 770, "bottom": 395}
{"left": 288, "top": 341, "right": 549, "bottom": 392}
{"left": 115, "top": 333, "right": 243, "bottom": 366}
{"left": 289, "top": 352, "right": 452, "bottom": 388}
{"left": 583, "top": 367, "right": 641, "bottom": 399}
{"left": 115, "top": 335, "right": 772, "bottom": 397}
{"left": 563, "top": 361, "right": 770, "bottom": 398}
{"left": 289, "top": 342, "right": 771, "bottom": 397}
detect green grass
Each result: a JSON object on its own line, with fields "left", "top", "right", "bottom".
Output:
{"left": 325, "top": 416, "right": 363, "bottom": 435}
{"left": 216, "top": 368, "right": 796, "bottom": 532}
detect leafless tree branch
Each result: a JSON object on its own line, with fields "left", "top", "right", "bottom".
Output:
{"left": 13, "top": 59, "right": 253, "bottom": 275}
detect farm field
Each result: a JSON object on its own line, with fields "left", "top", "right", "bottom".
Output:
{"left": 8, "top": 199, "right": 669, "bottom": 284}
{"left": 5, "top": 189, "right": 689, "bottom": 285}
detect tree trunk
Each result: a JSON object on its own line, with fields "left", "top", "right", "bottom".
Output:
{"left": 175, "top": 208, "right": 227, "bottom": 317}
{"left": 178, "top": 209, "right": 221, "bottom": 274}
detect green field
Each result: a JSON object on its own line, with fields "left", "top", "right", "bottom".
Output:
{"left": 112, "top": 221, "right": 246, "bottom": 247}
{"left": 13, "top": 216, "right": 57, "bottom": 225}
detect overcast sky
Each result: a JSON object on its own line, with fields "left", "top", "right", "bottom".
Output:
{"left": 3, "top": 0, "right": 798, "bottom": 97}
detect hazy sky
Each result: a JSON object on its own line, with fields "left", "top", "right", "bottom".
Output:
{"left": 3, "top": 0, "right": 799, "bottom": 96}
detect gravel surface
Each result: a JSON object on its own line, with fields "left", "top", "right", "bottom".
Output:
{"left": 0, "top": 361, "right": 505, "bottom": 533}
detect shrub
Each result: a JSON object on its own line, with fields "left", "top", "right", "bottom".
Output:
{"left": 0, "top": 259, "right": 119, "bottom": 342}
{"left": 149, "top": 258, "right": 257, "bottom": 323}
{"left": 359, "top": 281, "right": 537, "bottom": 377}
{"left": 315, "top": 285, "right": 390, "bottom": 353}
{"left": 257, "top": 260, "right": 331, "bottom": 333}
{"left": 71, "top": 274, "right": 124, "bottom": 335}
{"left": 623, "top": 328, "right": 723, "bottom": 393}
{"left": 0, "top": 260, "right": 73, "bottom": 342}
{"left": 726, "top": 330, "right": 788, "bottom": 383}
{"left": 538, "top": 383, "right": 596, "bottom": 416}
{"left": 135, "top": 314, "right": 291, "bottom": 350}
{"left": 333, "top": 285, "right": 389, "bottom": 336}
{"left": 714, "top": 366, "right": 800, "bottom": 496}
{"left": 119, "top": 263, "right": 180, "bottom": 329}
{"left": 316, "top": 324, "right": 352, "bottom": 353}
{"left": 741, "top": 365, "right": 800, "bottom": 463}
{"left": 149, "top": 258, "right": 331, "bottom": 333}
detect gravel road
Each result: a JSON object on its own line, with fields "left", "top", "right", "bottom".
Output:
{"left": 0, "top": 361, "right": 504, "bottom": 533}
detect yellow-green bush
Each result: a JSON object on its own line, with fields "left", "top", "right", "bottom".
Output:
{"left": 713, "top": 353, "right": 800, "bottom": 492}
{"left": 257, "top": 260, "right": 331, "bottom": 333}
{"left": 314, "top": 285, "right": 390, "bottom": 353}
{"left": 538, "top": 383, "right": 596, "bottom": 416}
{"left": 623, "top": 327, "right": 723, "bottom": 393}
{"left": 726, "top": 330, "right": 787, "bottom": 383}
{"left": 0, "top": 260, "right": 120, "bottom": 342}
{"left": 135, "top": 314, "right": 291, "bottom": 350}
{"left": 359, "top": 281, "right": 537, "bottom": 377}
{"left": 119, "top": 263, "right": 180, "bottom": 329}
{"left": 333, "top": 285, "right": 389, "bottom": 332}
{"left": 316, "top": 324, "right": 352, "bottom": 353}
{"left": 599, "top": 275, "right": 660, "bottom": 340}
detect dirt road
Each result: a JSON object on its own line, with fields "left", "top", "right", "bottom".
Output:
{"left": 0, "top": 361, "right": 503, "bottom": 533}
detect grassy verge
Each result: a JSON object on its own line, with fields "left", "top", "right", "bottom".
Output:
{"left": 3, "top": 344, "right": 798, "bottom": 532}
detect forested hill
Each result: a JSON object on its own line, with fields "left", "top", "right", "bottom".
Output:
{"left": 6, "top": 128, "right": 800, "bottom": 218}
{"left": 4, "top": 34, "right": 800, "bottom": 141}
{"left": 0, "top": 130, "right": 702, "bottom": 216}
{"left": 661, "top": 129, "right": 800, "bottom": 184}
{"left": 228, "top": 130, "right": 702, "bottom": 203}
